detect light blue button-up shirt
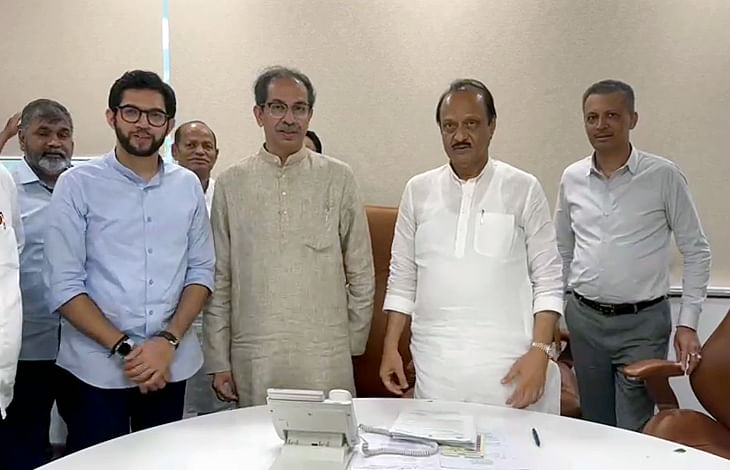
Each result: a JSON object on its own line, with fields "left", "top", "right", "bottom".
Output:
{"left": 555, "top": 147, "right": 711, "bottom": 329}
{"left": 45, "top": 151, "right": 215, "bottom": 389}
{"left": 11, "top": 159, "right": 58, "bottom": 360}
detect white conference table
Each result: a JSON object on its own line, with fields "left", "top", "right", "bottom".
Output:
{"left": 38, "top": 398, "right": 728, "bottom": 469}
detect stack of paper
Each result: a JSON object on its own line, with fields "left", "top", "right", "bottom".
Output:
{"left": 440, "top": 432, "right": 529, "bottom": 470}
{"left": 389, "top": 409, "right": 478, "bottom": 449}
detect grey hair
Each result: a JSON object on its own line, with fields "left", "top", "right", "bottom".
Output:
{"left": 253, "top": 66, "right": 316, "bottom": 108}
{"left": 20, "top": 98, "right": 73, "bottom": 132}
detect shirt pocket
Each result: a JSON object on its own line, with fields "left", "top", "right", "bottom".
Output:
{"left": 304, "top": 205, "right": 338, "bottom": 251}
{"left": 473, "top": 212, "right": 514, "bottom": 257}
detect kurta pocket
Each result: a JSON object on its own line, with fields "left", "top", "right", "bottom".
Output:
{"left": 304, "top": 215, "right": 337, "bottom": 251}
{"left": 473, "top": 212, "right": 514, "bottom": 256}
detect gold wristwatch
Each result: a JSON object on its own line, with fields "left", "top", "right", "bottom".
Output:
{"left": 531, "top": 341, "right": 555, "bottom": 360}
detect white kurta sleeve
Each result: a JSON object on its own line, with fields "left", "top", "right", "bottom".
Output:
{"left": 523, "top": 177, "right": 564, "bottom": 315}
{"left": 383, "top": 181, "right": 417, "bottom": 315}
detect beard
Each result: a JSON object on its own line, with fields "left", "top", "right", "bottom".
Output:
{"left": 115, "top": 124, "right": 166, "bottom": 157}
{"left": 28, "top": 152, "right": 71, "bottom": 176}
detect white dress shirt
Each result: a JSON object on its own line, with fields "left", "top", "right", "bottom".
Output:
{"left": 204, "top": 178, "right": 215, "bottom": 215}
{"left": 555, "top": 147, "right": 711, "bottom": 329}
{"left": 0, "top": 164, "right": 23, "bottom": 418}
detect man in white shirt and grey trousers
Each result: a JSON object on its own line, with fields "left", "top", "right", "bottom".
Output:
{"left": 379, "top": 79, "right": 563, "bottom": 413}
{"left": 555, "top": 79, "right": 711, "bottom": 431}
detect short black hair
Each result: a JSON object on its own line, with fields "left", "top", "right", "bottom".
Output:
{"left": 174, "top": 120, "right": 217, "bottom": 148}
{"left": 20, "top": 98, "right": 73, "bottom": 132}
{"left": 305, "top": 130, "right": 323, "bottom": 153}
{"left": 108, "top": 70, "right": 177, "bottom": 117}
{"left": 436, "top": 79, "right": 496, "bottom": 125}
{"left": 254, "top": 66, "right": 316, "bottom": 108}
{"left": 582, "top": 79, "right": 635, "bottom": 113}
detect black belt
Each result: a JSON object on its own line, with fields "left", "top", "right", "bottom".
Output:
{"left": 573, "top": 292, "right": 666, "bottom": 316}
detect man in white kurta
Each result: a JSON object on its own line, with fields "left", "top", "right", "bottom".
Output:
{"left": 380, "top": 80, "right": 563, "bottom": 413}
{"left": 204, "top": 67, "right": 374, "bottom": 407}
{"left": 0, "top": 163, "right": 23, "bottom": 419}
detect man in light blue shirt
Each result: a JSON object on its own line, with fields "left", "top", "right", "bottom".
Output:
{"left": 45, "top": 70, "right": 215, "bottom": 454}
{"left": 555, "top": 80, "right": 710, "bottom": 431}
{"left": 0, "top": 100, "right": 74, "bottom": 470}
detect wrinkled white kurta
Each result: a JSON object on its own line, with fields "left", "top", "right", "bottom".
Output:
{"left": 0, "top": 165, "right": 23, "bottom": 418}
{"left": 385, "top": 159, "right": 563, "bottom": 413}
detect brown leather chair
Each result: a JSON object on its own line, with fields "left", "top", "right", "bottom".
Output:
{"left": 353, "top": 204, "right": 582, "bottom": 417}
{"left": 556, "top": 330, "right": 582, "bottom": 418}
{"left": 352, "top": 205, "right": 413, "bottom": 397}
{"left": 622, "top": 311, "right": 730, "bottom": 460}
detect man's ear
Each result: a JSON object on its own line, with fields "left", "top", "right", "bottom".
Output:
{"left": 18, "top": 129, "right": 26, "bottom": 153}
{"left": 165, "top": 118, "right": 176, "bottom": 138}
{"left": 488, "top": 117, "right": 497, "bottom": 137}
{"left": 253, "top": 105, "right": 264, "bottom": 127}
{"left": 629, "top": 112, "right": 638, "bottom": 130}
{"left": 105, "top": 108, "right": 115, "bottom": 129}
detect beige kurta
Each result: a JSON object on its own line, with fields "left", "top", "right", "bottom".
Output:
{"left": 204, "top": 146, "right": 374, "bottom": 407}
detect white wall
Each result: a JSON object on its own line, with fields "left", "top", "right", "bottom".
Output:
{"left": 169, "top": 0, "right": 730, "bottom": 284}
{"left": 0, "top": 0, "right": 163, "bottom": 157}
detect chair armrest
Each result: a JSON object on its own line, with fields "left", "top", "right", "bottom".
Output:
{"left": 621, "top": 359, "right": 684, "bottom": 380}
{"left": 621, "top": 359, "right": 684, "bottom": 411}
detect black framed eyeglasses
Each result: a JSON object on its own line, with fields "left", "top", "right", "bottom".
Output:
{"left": 115, "top": 105, "right": 170, "bottom": 127}
{"left": 264, "top": 101, "right": 310, "bottom": 119}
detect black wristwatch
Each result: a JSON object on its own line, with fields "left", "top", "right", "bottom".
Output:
{"left": 110, "top": 334, "right": 135, "bottom": 358}
{"left": 153, "top": 330, "right": 180, "bottom": 349}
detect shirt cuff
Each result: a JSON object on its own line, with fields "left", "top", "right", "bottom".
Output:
{"left": 677, "top": 304, "right": 700, "bottom": 330}
{"left": 533, "top": 294, "right": 564, "bottom": 316}
{"left": 50, "top": 286, "right": 87, "bottom": 313}
{"left": 383, "top": 293, "right": 415, "bottom": 316}
{"left": 184, "top": 271, "right": 215, "bottom": 293}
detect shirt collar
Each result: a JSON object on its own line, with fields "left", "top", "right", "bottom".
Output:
{"left": 17, "top": 157, "right": 63, "bottom": 192}
{"left": 447, "top": 158, "right": 494, "bottom": 185}
{"left": 257, "top": 144, "right": 309, "bottom": 167}
{"left": 106, "top": 149, "right": 165, "bottom": 187}
{"left": 15, "top": 158, "right": 41, "bottom": 185}
{"left": 588, "top": 144, "right": 638, "bottom": 176}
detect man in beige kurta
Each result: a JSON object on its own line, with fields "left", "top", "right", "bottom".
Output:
{"left": 204, "top": 67, "right": 374, "bottom": 407}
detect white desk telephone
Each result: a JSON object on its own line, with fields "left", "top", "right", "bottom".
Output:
{"left": 267, "top": 388, "right": 359, "bottom": 470}
{"left": 267, "top": 388, "right": 439, "bottom": 470}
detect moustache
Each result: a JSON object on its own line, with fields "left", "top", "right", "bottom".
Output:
{"left": 42, "top": 151, "right": 68, "bottom": 159}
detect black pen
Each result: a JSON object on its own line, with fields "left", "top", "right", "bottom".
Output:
{"left": 531, "top": 427, "right": 541, "bottom": 447}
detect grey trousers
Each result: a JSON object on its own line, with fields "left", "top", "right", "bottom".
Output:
{"left": 565, "top": 292, "right": 671, "bottom": 431}
{"left": 183, "top": 322, "right": 235, "bottom": 416}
